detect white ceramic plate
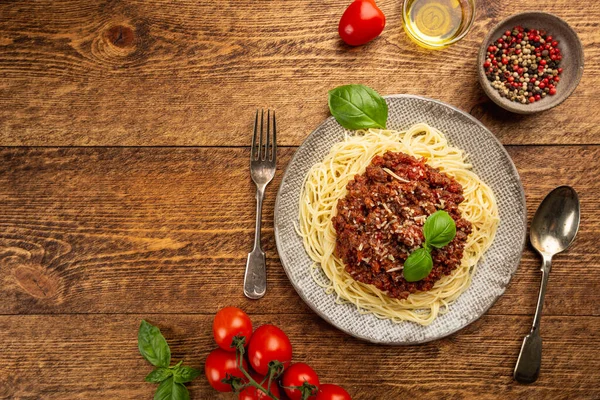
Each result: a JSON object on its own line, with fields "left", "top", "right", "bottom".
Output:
{"left": 274, "top": 95, "right": 527, "bottom": 344}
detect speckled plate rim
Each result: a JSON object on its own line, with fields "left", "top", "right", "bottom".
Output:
{"left": 274, "top": 95, "right": 527, "bottom": 345}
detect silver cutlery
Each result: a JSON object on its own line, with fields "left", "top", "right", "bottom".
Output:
{"left": 514, "top": 186, "right": 580, "bottom": 383}
{"left": 244, "top": 109, "right": 277, "bottom": 300}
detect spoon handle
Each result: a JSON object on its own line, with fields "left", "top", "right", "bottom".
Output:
{"left": 514, "top": 255, "right": 552, "bottom": 383}
{"left": 532, "top": 258, "right": 551, "bottom": 330}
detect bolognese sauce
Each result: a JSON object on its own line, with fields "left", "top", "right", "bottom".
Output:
{"left": 333, "top": 151, "right": 473, "bottom": 299}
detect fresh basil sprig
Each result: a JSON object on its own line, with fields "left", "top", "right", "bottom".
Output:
{"left": 139, "top": 320, "right": 171, "bottom": 368}
{"left": 155, "top": 377, "right": 189, "bottom": 400}
{"left": 403, "top": 211, "right": 457, "bottom": 282}
{"left": 423, "top": 209, "right": 457, "bottom": 248}
{"left": 138, "top": 320, "right": 201, "bottom": 400}
{"left": 145, "top": 368, "right": 173, "bottom": 383}
{"left": 328, "top": 84, "right": 388, "bottom": 130}
{"left": 402, "top": 248, "right": 433, "bottom": 282}
{"left": 172, "top": 366, "right": 202, "bottom": 383}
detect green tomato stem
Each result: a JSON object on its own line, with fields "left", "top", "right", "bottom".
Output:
{"left": 233, "top": 337, "right": 279, "bottom": 400}
{"left": 267, "top": 375, "right": 273, "bottom": 396}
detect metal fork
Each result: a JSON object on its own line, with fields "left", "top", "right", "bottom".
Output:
{"left": 245, "top": 109, "right": 277, "bottom": 299}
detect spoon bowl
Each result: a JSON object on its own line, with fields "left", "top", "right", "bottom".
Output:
{"left": 530, "top": 186, "right": 581, "bottom": 257}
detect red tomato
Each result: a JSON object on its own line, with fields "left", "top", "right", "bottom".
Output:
{"left": 238, "top": 372, "right": 281, "bottom": 400}
{"left": 338, "top": 0, "right": 386, "bottom": 46}
{"left": 213, "top": 307, "right": 253, "bottom": 351}
{"left": 204, "top": 348, "right": 248, "bottom": 392}
{"left": 282, "top": 363, "right": 320, "bottom": 400}
{"left": 247, "top": 325, "right": 293, "bottom": 375}
{"left": 316, "top": 384, "right": 352, "bottom": 400}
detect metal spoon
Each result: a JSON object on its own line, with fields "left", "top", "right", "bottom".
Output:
{"left": 514, "top": 186, "right": 580, "bottom": 384}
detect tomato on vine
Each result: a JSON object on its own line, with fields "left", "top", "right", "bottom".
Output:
{"left": 248, "top": 325, "right": 293, "bottom": 375}
{"left": 316, "top": 384, "right": 352, "bottom": 400}
{"left": 206, "top": 308, "right": 352, "bottom": 399}
{"left": 282, "top": 363, "right": 320, "bottom": 400}
{"left": 238, "top": 372, "right": 281, "bottom": 400}
{"left": 204, "top": 348, "right": 248, "bottom": 392}
{"left": 213, "top": 306, "right": 253, "bottom": 352}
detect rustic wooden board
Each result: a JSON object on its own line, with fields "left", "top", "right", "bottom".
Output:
{"left": 0, "top": 0, "right": 599, "bottom": 146}
{"left": 0, "top": 314, "right": 598, "bottom": 399}
{"left": 0, "top": 146, "right": 597, "bottom": 318}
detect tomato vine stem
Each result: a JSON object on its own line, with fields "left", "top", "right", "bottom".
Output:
{"left": 224, "top": 335, "right": 280, "bottom": 400}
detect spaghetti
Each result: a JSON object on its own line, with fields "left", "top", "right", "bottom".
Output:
{"left": 297, "top": 123, "right": 499, "bottom": 325}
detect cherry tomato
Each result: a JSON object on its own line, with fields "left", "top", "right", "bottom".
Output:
{"left": 338, "top": 0, "right": 386, "bottom": 46}
{"left": 213, "top": 307, "right": 253, "bottom": 351}
{"left": 282, "top": 363, "right": 321, "bottom": 400}
{"left": 316, "top": 384, "right": 352, "bottom": 400}
{"left": 238, "top": 372, "right": 281, "bottom": 400}
{"left": 248, "top": 325, "right": 293, "bottom": 375}
{"left": 204, "top": 348, "right": 248, "bottom": 392}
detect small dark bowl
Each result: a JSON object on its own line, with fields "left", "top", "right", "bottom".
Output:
{"left": 477, "top": 12, "right": 584, "bottom": 114}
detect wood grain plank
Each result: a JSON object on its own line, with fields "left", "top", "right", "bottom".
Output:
{"left": 0, "top": 146, "right": 598, "bottom": 317}
{"left": 0, "top": 314, "right": 598, "bottom": 399}
{"left": 0, "top": 0, "right": 599, "bottom": 146}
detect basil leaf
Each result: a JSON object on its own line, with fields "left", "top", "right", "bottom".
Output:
{"left": 403, "top": 248, "right": 433, "bottom": 282}
{"left": 328, "top": 84, "right": 388, "bottom": 130}
{"left": 145, "top": 367, "right": 173, "bottom": 383}
{"left": 154, "top": 377, "right": 174, "bottom": 400}
{"left": 172, "top": 366, "right": 202, "bottom": 383}
{"left": 138, "top": 320, "right": 171, "bottom": 368}
{"left": 172, "top": 382, "right": 190, "bottom": 400}
{"left": 423, "top": 210, "right": 456, "bottom": 248}
{"left": 154, "top": 377, "right": 190, "bottom": 400}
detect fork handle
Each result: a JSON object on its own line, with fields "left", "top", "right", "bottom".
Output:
{"left": 244, "top": 185, "right": 267, "bottom": 299}
{"left": 252, "top": 185, "right": 265, "bottom": 251}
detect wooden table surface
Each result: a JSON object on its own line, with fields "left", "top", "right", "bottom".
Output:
{"left": 1, "top": 0, "right": 599, "bottom": 399}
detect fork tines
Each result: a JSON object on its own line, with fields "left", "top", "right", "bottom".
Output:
{"left": 251, "top": 109, "right": 277, "bottom": 162}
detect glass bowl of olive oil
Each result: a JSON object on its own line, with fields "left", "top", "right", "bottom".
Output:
{"left": 402, "top": 0, "right": 475, "bottom": 49}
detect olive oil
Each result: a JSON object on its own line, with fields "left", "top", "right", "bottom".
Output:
{"left": 403, "top": 0, "right": 473, "bottom": 49}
